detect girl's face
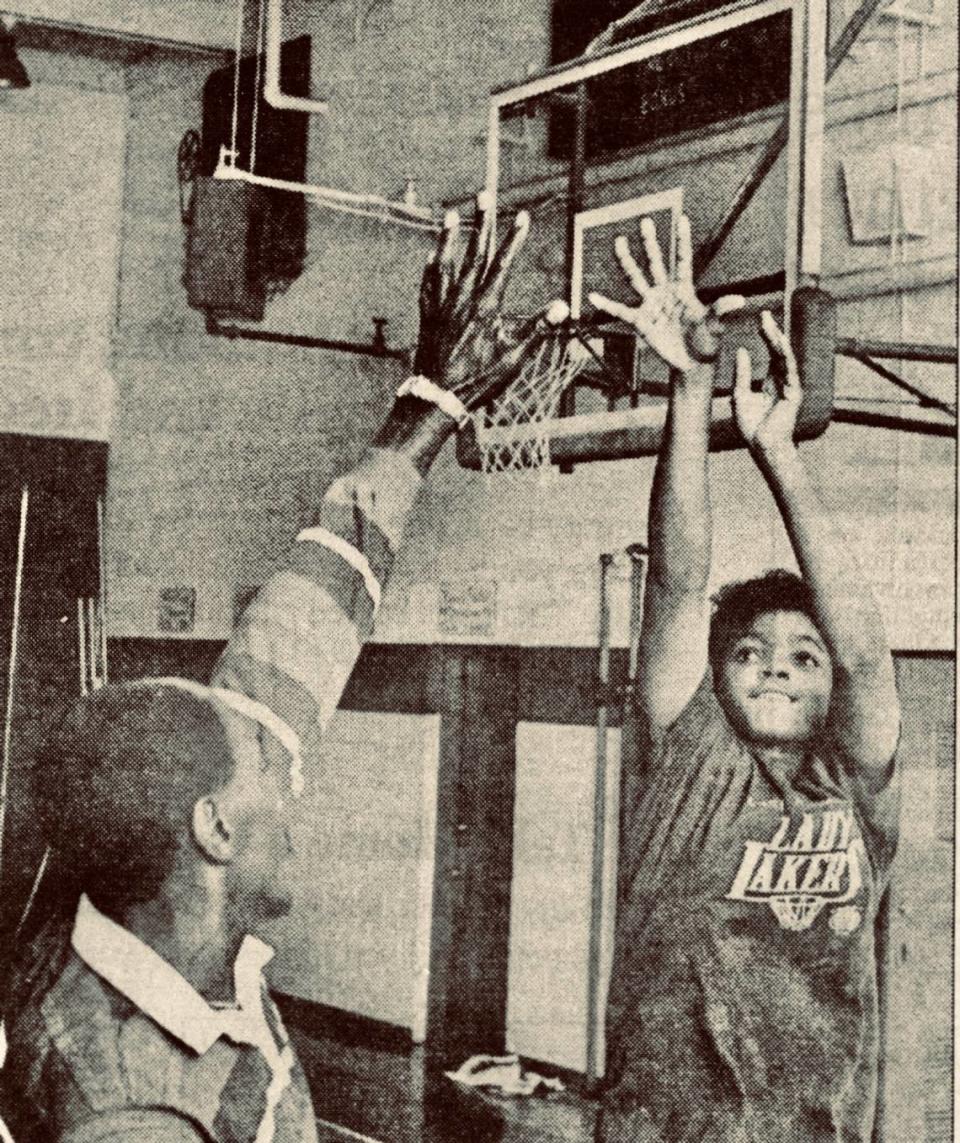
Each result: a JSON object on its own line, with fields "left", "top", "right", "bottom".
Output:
{"left": 716, "top": 609, "right": 833, "bottom": 747}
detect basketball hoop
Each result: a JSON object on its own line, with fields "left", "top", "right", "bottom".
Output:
{"left": 470, "top": 332, "right": 590, "bottom": 482}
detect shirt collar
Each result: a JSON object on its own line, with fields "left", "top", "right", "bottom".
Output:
{"left": 71, "top": 894, "right": 275, "bottom": 1055}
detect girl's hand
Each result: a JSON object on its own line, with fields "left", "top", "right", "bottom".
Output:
{"left": 733, "top": 310, "right": 802, "bottom": 456}
{"left": 588, "top": 213, "right": 743, "bottom": 373}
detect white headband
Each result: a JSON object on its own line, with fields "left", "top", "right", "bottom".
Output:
{"left": 154, "top": 677, "right": 304, "bottom": 798}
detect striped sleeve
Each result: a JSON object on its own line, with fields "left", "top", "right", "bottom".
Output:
{"left": 210, "top": 448, "right": 423, "bottom": 741}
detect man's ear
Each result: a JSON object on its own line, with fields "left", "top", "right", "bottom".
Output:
{"left": 192, "top": 796, "right": 233, "bottom": 864}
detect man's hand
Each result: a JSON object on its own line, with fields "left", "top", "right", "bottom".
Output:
{"left": 414, "top": 193, "right": 567, "bottom": 410}
{"left": 378, "top": 193, "right": 567, "bottom": 473}
{"left": 733, "top": 311, "right": 801, "bottom": 457}
{"left": 588, "top": 213, "right": 742, "bottom": 373}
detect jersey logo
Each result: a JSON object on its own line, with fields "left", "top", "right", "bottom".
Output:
{"left": 726, "top": 808, "right": 865, "bottom": 932}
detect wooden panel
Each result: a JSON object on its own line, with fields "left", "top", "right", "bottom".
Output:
{"left": 427, "top": 647, "right": 520, "bottom": 1066}
{"left": 267, "top": 710, "right": 441, "bottom": 1039}
{"left": 880, "top": 654, "right": 955, "bottom": 1143}
{"left": 508, "top": 722, "right": 621, "bottom": 1073}
{"left": 0, "top": 436, "right": 106, "bottom": 936}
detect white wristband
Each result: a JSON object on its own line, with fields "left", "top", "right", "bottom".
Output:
{"left": 295, "top": 527, "right": 382, "bottom": 614}
{"left": 397, "top": 375, "right": 470, "bottom": 427}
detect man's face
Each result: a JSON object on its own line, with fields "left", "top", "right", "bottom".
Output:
{"left": 217, "top": 709, "right": 296, "bottom": 928}
{"left": 715, "top": 609, "right": 833, "bottom": 747}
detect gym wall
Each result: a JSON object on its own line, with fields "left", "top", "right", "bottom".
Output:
{"left": 105, "top": 0, "right": 957, "bottom": 655}
{"left": 0, "top": 46, "right": 125, "bottom": 441}
{"left": 58, "top": 0, "right": 957, "bottom": 1124}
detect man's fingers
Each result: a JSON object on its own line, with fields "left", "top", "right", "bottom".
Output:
{"left": 475, "top": 189, "right": 496, "bottom": 265}
{"left": 448, "top": 296, "right": 575, "bottom": 421}
{"left": 419, "top": 253, "right": 440, "bottom": 320}
{"left": 675, "top": 214, "right": 693, "bottom": 288}
{"left": 589, "top": 291, "right": 638, "bottom": 326}
{"left": 477, "top": 210, "right": 530, "bottom": 316}
{"left": 488, "top": 310, "right": 555, "bottom": 383}
{"left": 712, "top": 294, "right": 746, "bottom": 318}
{"left": 455, "top": 191, "right": 494, "bottom": 307}
{"left": 436, "top": 209, "right": 460, "bottom": 309}
{"left": 498, "top": 301, "right": 569, "bottom": 359}
{"left": 613, "top": 236, "right": 650, "bottom": 298}
{"left": 544, "top": 299, "right": 571, "bottom": 326}
{"left": 640, "top": 217, "right": 668, "bottom": 286}
{"left": 497, "top": 301, "right": 568, "bottom": 367}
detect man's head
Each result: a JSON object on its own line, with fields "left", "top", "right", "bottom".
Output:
{"left": 709, "top": 570, "right": 833, "bottom": 748}
{"left": 35, "top": 680, "right": 296, "bottom": 929}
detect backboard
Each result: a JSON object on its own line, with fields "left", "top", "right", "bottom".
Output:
{"left": 459, "top": 0, "right": 833, "bottom": 470}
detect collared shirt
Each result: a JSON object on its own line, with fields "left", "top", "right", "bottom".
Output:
{"left": 71, "top": 895, "right": 296, "bottom": 1143}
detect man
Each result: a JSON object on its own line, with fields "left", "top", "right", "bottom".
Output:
{"left": 590, "top": 217, "right": 900, "bottom": 1141}
{"left": 2, "top": 200, "right": 563, "bottom": 1143}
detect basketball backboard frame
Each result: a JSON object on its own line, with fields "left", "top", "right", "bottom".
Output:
{"left": 484, "top": 0, "right": 826, "bottom": 301}
{"left": 570, "top": 187, "right": 685, "bottom": 320}
{"left": 459, "top": 0, "right": 829, "bottom": 472}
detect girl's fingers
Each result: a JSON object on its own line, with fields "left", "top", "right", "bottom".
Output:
{"left": 614, "top": 236, "right": 651, "bottom": 298}
{"left": 712, "top": 294, "right": 746, "bottom": 318}
{"left": 675, "top": 214, "right": 693, "bottom": 288}
{"left": 734, "top": 346, "right": 753, "bottom": 397}
{"left": 640, "top": 217, "right": 668, "bottom": 286}
{"left": 760, "top": 310, "right": 802, "bottom": 402}
{"left": 589, "top": 291, "right": 638, "bottom": 326}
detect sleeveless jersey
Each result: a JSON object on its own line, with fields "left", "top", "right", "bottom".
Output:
{"left": 599, "top": 675, "right": 899, "bottom": 1143}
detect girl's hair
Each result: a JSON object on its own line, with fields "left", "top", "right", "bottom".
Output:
{"left": 709, "top": 569, "right": 822, "bottom": 671}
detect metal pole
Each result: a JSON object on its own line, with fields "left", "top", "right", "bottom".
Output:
{"left": 13, "top": 845, "right": 50, "bottom": 941}
{"left": 0, "top": 486, "right": 29, "bottom": 887}
{"left": 560, "top": 82, "right": 590, "bottom": 473}
{"left": 586, "top": 552, "right": 614, "bottom": 1087}
{"left": 205, "top": 317, "right": 409, "bottom": 361}
{"left": 77, "top": 597, "right": 88, "bottom": 696}
{"left": 844, "top": 353, "right": 956, "bottom": 417}
{"left": 832, "top": 405, "right": 957, "bottom": 437}
{"left": 835, "top": 337, "right": 957, "bottom": 365}
{"left": 96, "top": 496, "right": 108, "bottom": 687}
{"left": 625, "top": 544, "right": 648, "bottom": 687}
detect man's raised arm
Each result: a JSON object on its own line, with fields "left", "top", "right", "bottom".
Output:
{"left": 212, "top": 201, "right": 565, "bottom": 742}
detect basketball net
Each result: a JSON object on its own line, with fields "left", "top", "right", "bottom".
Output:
{"left": 471, "top": 333, "right": 589, "bottom": 483}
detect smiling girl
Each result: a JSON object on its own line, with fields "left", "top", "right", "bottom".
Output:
{"left": 590, "top": 219, "right": 901, "bottom": 1143}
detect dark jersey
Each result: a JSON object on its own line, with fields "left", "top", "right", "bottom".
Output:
{"left": 598, "top": 675, "right": 899, "bottom": 1143}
